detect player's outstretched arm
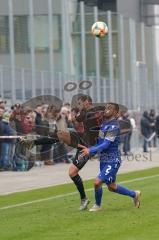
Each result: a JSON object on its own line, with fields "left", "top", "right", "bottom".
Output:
{"left": 78, "top": 139, "right": 111, "bottom": 157}
{"left": 89, "top": 139, "right": 111, "bottom": 155}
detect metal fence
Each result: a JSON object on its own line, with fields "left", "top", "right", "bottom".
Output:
{"left": 0, "top": 0, "right": 159, "bottom": 111}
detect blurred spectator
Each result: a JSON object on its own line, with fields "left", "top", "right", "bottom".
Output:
{"left": 129, "top": 114, "right": 136, "bottom": 130}
{"left": 0, "top": 108, "right": 16, "bottom": 171}
{"left": 63, "top": 102, "right": 71, "bottom": 112}
{"left": 0, "top": 107, "right": 4, "bottom": 120}
{"left": 155, "top": 112, "right": 159, "bottom": 141}
{"left": 0, "top": 100, "right": 83, "bottom": 170}
{"left": 61, "top": 105, "right": 72, "bottom": 128}
{"left": 47, "top": 107, "right": 58, "bottom": 134}
{"left": 149, "top": 109, "right": 156, "bottom": 147}
{"left": 51, "top": 108, "right": 70, "bottom": 164}
{"left": 0, "top": 100, "right": 7, "bottom": 109}
{"left": 140, "top": 111, "right": 154, "bottom": 152}
{"left": 10, "top": 108, "right": 24, "bottom": 135}
{"left": 34, "top": 104, "right": 43, "bottom": 135}
{"left": 70, "top": 107, "right": 84, "bottom": 133}
{"left": 13, "top": 109, "right": 35, "bottom": 171}
{"left": 39, "top": 105, "right": 52, "bottom": 164}
{"left": 21, "top": 109, "right": 35, "bottom": 134}
{"left": 121, "top": 112, "right": 132, "bottom": 155}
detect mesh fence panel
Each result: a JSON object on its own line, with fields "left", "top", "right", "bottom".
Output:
{"left": 0, "top": 0, "right": 158, "bottom": 113}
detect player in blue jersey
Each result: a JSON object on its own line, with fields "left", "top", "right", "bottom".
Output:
{"left": 79, "top": 102, "right": 141, "bottom": 211}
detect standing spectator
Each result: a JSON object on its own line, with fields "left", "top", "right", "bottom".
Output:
{"left": 21, "top": 110, "right": 35, "bottom": 134}
{"left": 70, "top": 107, "right": 84, "bottom": 134}
{"left": 52, "top": 108, "right": 70, "bottom": 164}
{"left": 0, "top": 107, "right": 4, "bottom": 167}
{"left": 62, "top": 102, "right": 71, "bottom": 113}
{"left": 39, "top": 105, "right": 52, "bottom": 164}
{"left": 140, "top": 111, "right": 154, "bottom": 152}
{"left": 0, "top": 100, "right": 7, "bottom": 110}
{"left": 13, "top": 110, "right": 35, "bottom": 171}
{"left": 10, "top": 109, "right": 24, "bottom": 135}
{"left": 34, "top": 104, "right": 43, "bottom": 135}
{"left": 149, "top": 109, "right": 156, "bottom": 147}
{"left": 120, "top": 112, "right": 132, "bottom": 155}
{"left": 0, "top": 108, "right": 16, "bottom": 170}
{"left": 155, "top": 112, "right": 159, "bottom": 141}
{"left": 34, "top": 104, "right": 45, "bottom": 162}
{"left": 129, "top": 113, "right": 136, "bottom": 130}
{"left": 0, "top": 106, "right": 4, "bottom": 120}
{"left": 61, "top": 105, "right": 72, "bottom": 129}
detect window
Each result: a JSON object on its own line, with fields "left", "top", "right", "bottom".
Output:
{"left": 14, "top": 16, "right": 29, "bottom": 53}
{"left": 0, "top": 14, "right": 61, "bottom": 54}
{"left": 28, "top": 15, "right": 61, "bottom": 52}
{"left": 0, "top": 16, "right": 9, "bottom": 53}
{"left": 143, "top": 4, "right": 159, "bottom": 26}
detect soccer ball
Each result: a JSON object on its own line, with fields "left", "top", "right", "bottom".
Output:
{"left": 91, "top": 21, "right": 108, "bottom": 38}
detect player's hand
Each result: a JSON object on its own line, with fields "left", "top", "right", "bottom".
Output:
{"left": 78, "top": 144, "right": 89, "bottom": 157}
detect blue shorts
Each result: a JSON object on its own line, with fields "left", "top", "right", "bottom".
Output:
{"left": 98, "top": 161, "right": 121, "bottom": 185}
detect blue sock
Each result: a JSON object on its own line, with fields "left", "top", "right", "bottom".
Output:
{"left": 95, "top": 187, "right": 103, "bottom": 206}
{"left": 114, "top": 185, "right": 136, "bottom": 198}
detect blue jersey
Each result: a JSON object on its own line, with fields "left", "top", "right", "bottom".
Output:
{"left": 89, "top": 119, "right": 121, "bottom": 185}
{"left": 89, "top": 119, "right": 121, "bottom": 164}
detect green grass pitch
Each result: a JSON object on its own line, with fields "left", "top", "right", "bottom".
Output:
{"left": 0, "top": 167, "right": 159, "bottom": 240}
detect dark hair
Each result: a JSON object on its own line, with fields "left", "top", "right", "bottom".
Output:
{"left": 13, "top": 104, "right": 21, "bottom": 110}
{"left": 71, "top": 107, "right": 79, "bottom": 114}
{"left": 107, "top": 102, "right": 119, "bottom": 113}
{"left": 143, "top": 111, "right": 149, "bottom": 117}
{"left": 0, "top": 100, "right": 7, "bottom": 104}
{"left": 64, "top": 102, "right": 70, "bottom": 106}
{"left": 35, "top": 104, "right": 42, "bottom": 108}
{"left": 78, "top": 95, "right": 92, "bottom": 103}
{"left": 150, "top": 109, "right": 155, "bottom": 116}
{"left": 0, "top": 106, "right": 4, "bottom": 111}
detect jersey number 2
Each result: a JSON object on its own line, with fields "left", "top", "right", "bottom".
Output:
{"left": 105, "top": 165, "right": 111, "bottom": 175}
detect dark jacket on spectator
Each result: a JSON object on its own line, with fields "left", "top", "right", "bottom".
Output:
{"left": 140, "top": 112, "right": 153, "bottom": 138}
{"left": 155, "top": 115, "right": 159, "bottom": 137}
{"left": 0, "top": 120, "right": 15, "bottom": 143}
{"left": 34, "top": 111, "right": 43, "bottom": 135}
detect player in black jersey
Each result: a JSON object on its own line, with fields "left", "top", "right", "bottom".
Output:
{"left": 22, "top": 95, "right": 103, "bottom": 210}
{"left": 65, "top": 95, "right": 104, "bottom": 210}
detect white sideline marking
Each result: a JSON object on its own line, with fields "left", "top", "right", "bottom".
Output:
{"left": 0, "top": 174, "right": 159, "bottom": 211}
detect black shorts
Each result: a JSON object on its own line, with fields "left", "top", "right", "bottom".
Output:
{"left": 69, "top": 131, "right": 92, "bottom": 170}
{"left": 72, "top": 149, "right": 89, "bottom": 170}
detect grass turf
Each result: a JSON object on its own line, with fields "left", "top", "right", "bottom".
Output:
{"left": 0, "top": 167, "right": 159, "bottom": 240}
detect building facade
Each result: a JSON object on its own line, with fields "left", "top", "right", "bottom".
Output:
{"left": 0, "top": 0, "right": 159, "bottom": 110}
